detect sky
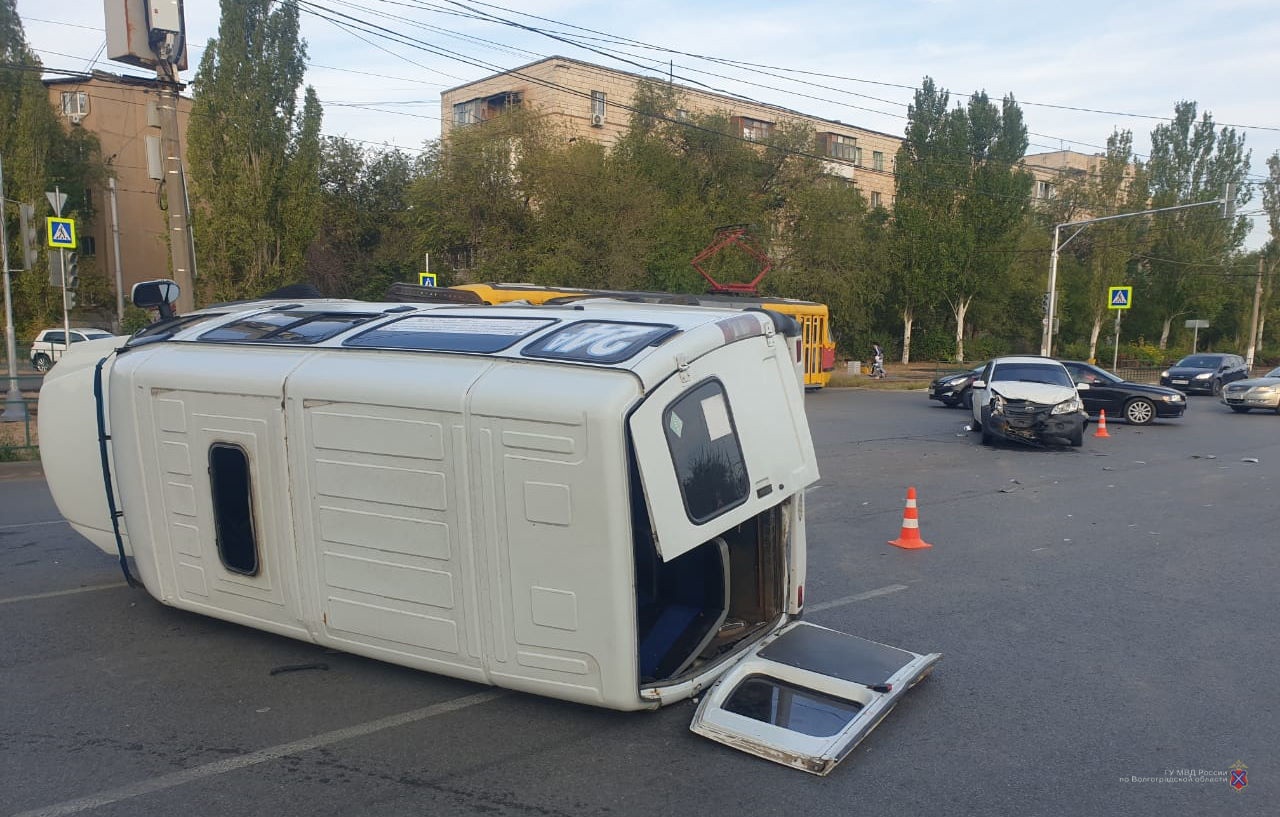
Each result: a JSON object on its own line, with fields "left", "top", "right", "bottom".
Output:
{"left": 16, "top": 0, "right": 1280, "bottom": 248}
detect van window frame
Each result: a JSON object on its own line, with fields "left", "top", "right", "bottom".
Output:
{"left": 661, "top": 377, "right": 751, "bottom": 525}
{"left": 208, "top": 443, "right": 260, "bottom": 576}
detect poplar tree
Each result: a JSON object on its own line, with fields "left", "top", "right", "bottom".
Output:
{"left": 187, "top": 0, "right": 322, "bottom": 303}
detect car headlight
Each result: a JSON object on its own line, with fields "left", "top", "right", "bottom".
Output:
{"left": 1160, "top": 370, "right": 1169, "bottom": 378}
{"left": 990, "top": 394, "right": 1006, "bottom": 414}
{"left": 1052, "top": 395, "right": 1083, "bottom": 415}
{"left": 1161, "top": 394, "right": 1184, "bottom": 402}
{"left": 1254, "top": 386, "right": 1277, "bottom": 395}
{"left": 1194, "top": 372, "right": 1212, "bottom": 379}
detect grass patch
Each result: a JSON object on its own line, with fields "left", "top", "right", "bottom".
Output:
{"left": 827, "top": 372, "right": 929, "bottom": 390}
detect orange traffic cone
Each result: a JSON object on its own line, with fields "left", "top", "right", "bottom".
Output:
{"left": 889, "top": 486, "right": 932, "bottom": 550}
{"left": 1094, "top": 409, "right": 1111, "bottom": 438}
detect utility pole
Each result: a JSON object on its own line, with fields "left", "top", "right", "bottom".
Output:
{"left": 156, "top": 66, "right": 195, "bottom": 314}
{"left": 1, "top": 154, "right": 27, "bottom": 422}
{"left": 1040, "top": 190, "right": 1236, "bottom": 358}
{"left": 108, "top": 177, "right": 126, "bottom": 328}
{"left": 1246, "top": 255, "right": 1263, "bottom": 370}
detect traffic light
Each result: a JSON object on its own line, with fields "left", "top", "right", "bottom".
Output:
{"left": 64, "top": 252, "right": 78, "bottom": 292}
{"left": 47, "top": 252, "right": 63, "bottom": 288}
{"left": 18, "top": 203, "right": 38, "bottom": 270}
{"left": 66, "top": 288, "right": 76, "bottom": 308}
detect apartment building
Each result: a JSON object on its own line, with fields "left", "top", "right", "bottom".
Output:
{"left": 1021, "top": 150, "right": 1107, "bottom": 203}
{"left": 441, "top": 56, "right": 900, "bottom": 210}
{"left": 45, "top": 71, "right": 191, "bottom": 327}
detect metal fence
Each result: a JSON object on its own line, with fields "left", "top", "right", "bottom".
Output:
{"left": 0, "top": 396, "right": 38, "bottom": 458}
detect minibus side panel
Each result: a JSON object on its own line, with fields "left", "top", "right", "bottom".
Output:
{"left": 468, "top": 363, "right": 644, "bottom": 708}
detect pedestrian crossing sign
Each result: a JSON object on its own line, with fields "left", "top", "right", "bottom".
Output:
{"left": 46, "top": 217, "right": 76, "bottom": 249}
{"left": 418, "top": 272, "right": 437, "bottom": 287}
{"left": 1108, "top": 286, "right": 1132, "bottom": 310}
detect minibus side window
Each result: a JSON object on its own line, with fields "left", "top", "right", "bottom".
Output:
{"left": 662, "top": 380, "right": 749, "bottom": 523}
{"left": 208, "top": 444, "right": 259, "bottom": 575}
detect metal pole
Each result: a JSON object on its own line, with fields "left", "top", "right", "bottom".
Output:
{"left": 1, "top": 154, "right": 28, "bottom": 422}
{"left": 109, "top": 177, "right": 125, "bottom": 329}
{"left": 156, "top": 68, "right": 195, "bottom": 313}
{"left": 1192, "top": 324, "right": 1199, "bottom": 354}
{"left": 1041, "top": 224, "right": 1060, "bottom": 357}
{"left": 1245, "top": 256, "right": 1263, "bottom": 370}
{"left": 1112, "top": 309, "right": 1121, "bottom": 371}
{"left": 56, "top": 186, "right": 70, "bottom": 367}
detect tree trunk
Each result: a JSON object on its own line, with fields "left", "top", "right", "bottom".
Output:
{"left": 901, "top": 307, "right": 913, "bottom": 365}
{"left": 1088, "top": 314, "right": 1103, "bottom": 362}
{"left": 952, "top": 296, "right": 972, "bottom": 364}
{"left": 1159, "top": 317, "right": 1173, "bottom": 350}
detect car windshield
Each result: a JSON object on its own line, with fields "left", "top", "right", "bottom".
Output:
{"left": 990, "top": 362, "right": 1073, "bottom": 388}
{"left": 1266, "top": 367, "right": 1280, "bottom": 378}
{"left": 82, "top": 331, "right": 112, "bottom": 339}
{"left": 1176, "top": 355, "right": 1222, "bottom": 368}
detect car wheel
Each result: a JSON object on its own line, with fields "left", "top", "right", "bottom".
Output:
{"left": 1211, "top": 379, "right": 1222, "bottom": 396}
{"left": 1230, "top": 406, "right": 1250, "bottom": 413}
{"left": 980, "top": 424, "right": 994, "bottom": 446}
{"left": 961, "top": 390, "right": 973, "bottom": 410}
{"left": 32, "top": 353, "right": 51, "bottom": 373}
{"left": 1123, "top": 398, "right": 1156, "bottom": 425}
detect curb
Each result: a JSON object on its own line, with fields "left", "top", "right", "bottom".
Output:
{"left": 0, "top": 460, "right": 44, "bottom": 481}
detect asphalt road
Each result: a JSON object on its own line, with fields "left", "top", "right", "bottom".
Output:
{"left": 2, "top": 389, "right": 1275, "bottom": 816}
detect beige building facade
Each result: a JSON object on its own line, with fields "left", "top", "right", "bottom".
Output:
{"left": 1021, "top": 150, "right": 1107, "bottom": 203}
{"left": 45, "top": 72, "right": 191, "bottom": 329}
{"left": 441, "top": 56, "right": 901, "bottom": 209}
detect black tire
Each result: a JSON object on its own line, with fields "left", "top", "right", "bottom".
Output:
{"left": 1211, "top": 379, "right": 1222, "bottom": 396}
{"left": 981, "top": 424, "right": 994, "bottom": 446}
{"left": 1123, "top": 398, "right": 1156, "bottom": 425}
{"left": 1230, "top": 406, "right": 1250, "bottom": 413}
{"left": 960, "top": 390, "right": 973, "bottom": 410}
{"left": 32, "top": 353, "right": 51, "bottom": 373}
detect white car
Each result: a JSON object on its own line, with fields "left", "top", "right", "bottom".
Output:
{"left": 969, "top": 356, "right": 1089, "bottom": 447}
{"left": 29, "top": 328, "right": 113, "bottom": 372}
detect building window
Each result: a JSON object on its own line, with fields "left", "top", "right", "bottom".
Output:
{"left": 208, "top": 443, "right": 259, "bottom": 576}
{"left": 1036, "top": 180, "right": 1057, "bottom": 200}
{"left": 735, "top": 117, "right": 774, "bottom": 141}
{"left": 871, "top": 192, "right": 882, "bottom": 208}
{"left": 675, "top": 109, "right": 690, "bottom": 121}
{"left": 452, "top": 92, "right": 522, "bottom": 127}
{"left": 822, "top": 133, "right": 858, "bottom": 161}
{"left": 872, "top": 151, "right": 884, "bottom": 171}
{"left": 82, "top": 235, "right": 96, "bottom": 256}
{"left": 590, "top": 90, "right": 606, "bottom": 120}
{"left": 61, "top": 91, "right": 89, "bottom": 118}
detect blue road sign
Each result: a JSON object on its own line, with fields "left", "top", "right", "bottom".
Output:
{"left": 47, "top": 217, "right": 76, "bottom": 249}
{"left": 419, "top": 272, "right": 438, "bottom": 287}
{"left": 1108, "top": 286, "right": 1132, "bottom": 310}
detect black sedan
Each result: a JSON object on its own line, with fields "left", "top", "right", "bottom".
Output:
{"left": 928, "top": 364, "right": 984, "bottom": 408}
{"left": 1059, "top": 360, "right": 1186, "bottom": 425}
{"left": 1158, "top": 353, "right": 1249, "bottom": 395}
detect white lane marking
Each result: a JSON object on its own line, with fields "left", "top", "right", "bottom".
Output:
{"left": 807, "top": 583, "right": 909, "bottom": 613}
{"left": 0, "top": 583, "right": 127, "bottom": 606}
{"left": 12, "top": 689, "right": 508, "bottom": 817}
{"left": 0, "top": 519, "right": 67, "bottom": 531}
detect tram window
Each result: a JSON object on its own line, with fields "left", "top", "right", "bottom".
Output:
{"left": 209, "top": 444, "right": 259, "bottom": 575}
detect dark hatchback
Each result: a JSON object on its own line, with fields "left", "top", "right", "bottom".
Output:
{"left": 1059, "top": 360, "right": 1187, "bottom": 425}
{"left": 928, "top": 364, "right": 984, "bottom": 408}
{"left": 1159, "top": 353, "right": 1249, "bottom": 395}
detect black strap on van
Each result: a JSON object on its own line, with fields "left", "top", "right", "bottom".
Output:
{"left": 93, "top": 354, "right": 138, "bottom": 588}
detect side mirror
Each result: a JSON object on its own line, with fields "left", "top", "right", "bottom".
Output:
{"left": 1076, "top": 382, "right": 1091, "bottom": 391}
{"left": 971, "top": 380, "right": 986, "bottom": 389}
{"left": 132, "top": 279, "right": 181, "bottom": 320}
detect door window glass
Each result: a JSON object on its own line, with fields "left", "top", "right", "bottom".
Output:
{"left": 209, "top": 444, "right": 259, "bottom": 576}
{"left": 662, "top": 379, "right": 749, "bottom": 523}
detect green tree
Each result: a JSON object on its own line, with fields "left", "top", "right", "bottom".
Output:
{"left": 1256, "top": 151, "right": 1280, "bottom": 354}
{"left": 1, "top": 3, "right": 103, "bottom": 332}
{"left": 187, "top": 0, "right": 322, "bottom": 303}
{"left": 1140, "top": 101, "right": 1250, "bottom": 349}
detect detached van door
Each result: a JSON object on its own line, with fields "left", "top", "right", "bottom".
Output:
{"left": 629, "top": 340, "right": 818, "bottom": 560}
{"left": 690, "top": 621, "right": 940, "bottom": 775}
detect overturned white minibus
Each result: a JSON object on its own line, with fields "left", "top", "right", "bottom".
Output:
{"left": 39, "top": 287, "right": 938, "bottom": 774}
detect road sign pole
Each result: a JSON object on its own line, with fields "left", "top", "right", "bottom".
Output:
{"left": 56, "top": 186, "right": 70, "bottom": 352}
{"left": 1112, "top": 309, "right": 1122, "bottom": 371}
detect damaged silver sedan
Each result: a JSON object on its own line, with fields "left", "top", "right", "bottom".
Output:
{"left": 969, "top": 356, "right": 1089, "bottom": 447}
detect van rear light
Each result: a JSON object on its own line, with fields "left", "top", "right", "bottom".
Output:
{"left": 797, "top": 584, "right": 804, "bottom": 609}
